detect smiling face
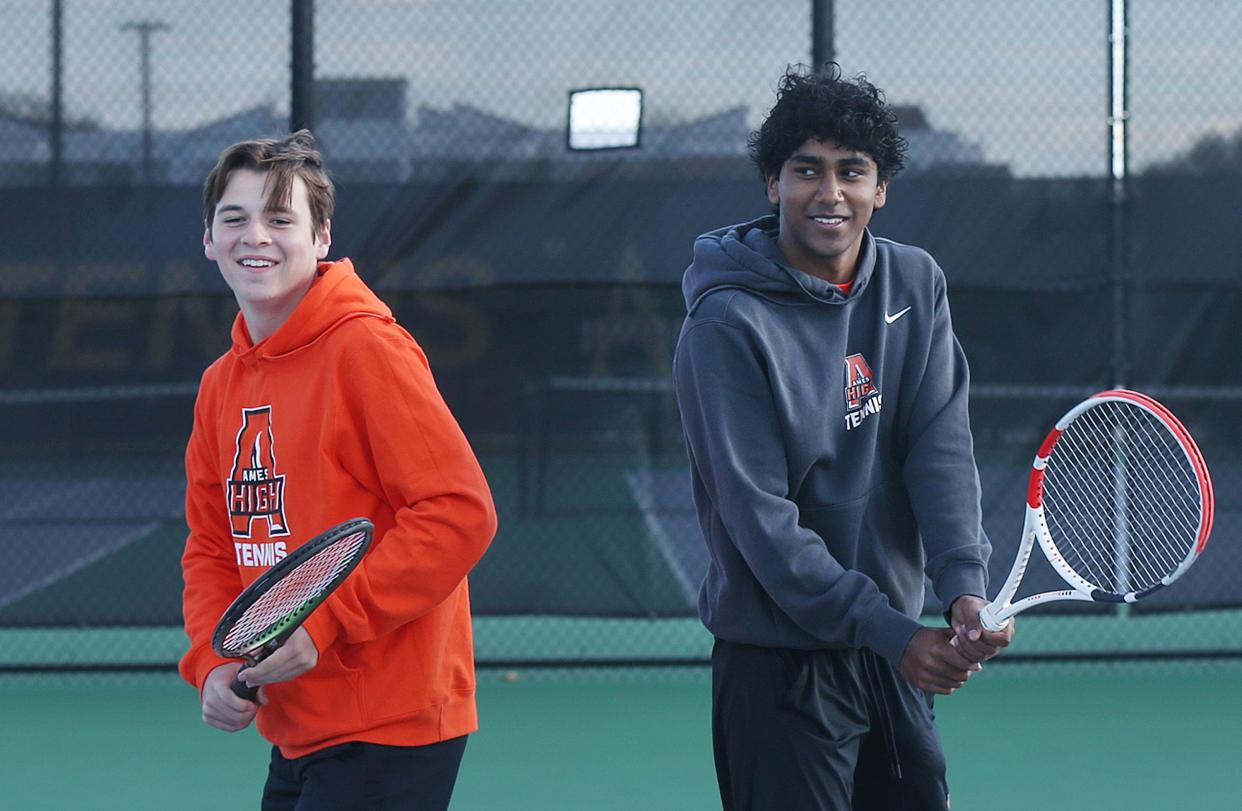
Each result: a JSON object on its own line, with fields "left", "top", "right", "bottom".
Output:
{"left": 204, "top": 168, "right": 331, "bottom": 343}
{"left": 766, "top": 138, "right": 887, "bottom": 284}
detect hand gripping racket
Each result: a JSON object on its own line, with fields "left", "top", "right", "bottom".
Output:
{"left": 211, "top": 517, "right": 373, "bottom": 701}
{"left": 971, "top": 389, "right": 1213, "bottom": 635}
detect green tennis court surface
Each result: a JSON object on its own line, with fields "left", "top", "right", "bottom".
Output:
{"left": 2, "top": 664, "right": 1239, "bottom": 810}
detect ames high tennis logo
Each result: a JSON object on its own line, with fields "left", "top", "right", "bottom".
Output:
{"left": 844, "top": 353, "right": 883, "bottom": 431}
{"left": 228, "top": 406, "right": 290, "bottom": 540}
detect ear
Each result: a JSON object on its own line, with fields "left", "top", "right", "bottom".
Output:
{"left": 315, "top": 219, "right": 332, "bottom": 260}
{"left": 203, "top": 225, "right": 217, "bottom": 261}
{"left": 873, "top": 179, "right": 888, "bottom": 210}
{"left": 765, "top": 173, "right": 781, "bottom": 208}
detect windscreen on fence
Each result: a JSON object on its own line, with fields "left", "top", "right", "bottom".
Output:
{"left": 1, "top": 0, "right": 1240, "bottom": 668}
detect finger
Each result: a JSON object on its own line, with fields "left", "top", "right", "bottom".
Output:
{"left": 919, "top": 680, "right": 953, "bottom": 696}
{"left": 933, "top": 662, "right": 974, "bottom": 685}
{"left": 243, "top": 643, "right": 315, "bottom": 684}
{"left": 203, "top": 703, "right": 255, "bottom": 732}
{"left": 923, "top": 676, "right": 964, "bottom": 695}
{"left": 981, "top": 629, "right": 1012, "bottom": 647}
{"left": 211, "top": 679, "right": 259, "bottom": 710}
{"left": 957, "top": 640, "right": 998, "bottom": 664}
{"left": 938, "top": 643, "right": 976, "bottom": 671}
{"left": 239, "top": 656, "right": 285, "bottom": 686}
{"left": 204, "top": 712, "right": 246, "bottom": 732}
{"left": 922, "top": 659, "right": 971, "bottom": 686}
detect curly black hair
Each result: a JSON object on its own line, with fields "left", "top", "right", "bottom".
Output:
{"left": 749, "top": 63, "right": 907, "bottom": 183}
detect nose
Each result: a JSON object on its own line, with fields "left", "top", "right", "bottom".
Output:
{"left": 242, "top": 219, "right": 272, "bottom": 246}
{"left": 815, "top": 176, "right": 844, "bottom": 203}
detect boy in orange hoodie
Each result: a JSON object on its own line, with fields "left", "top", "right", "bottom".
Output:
{"left": 179, "top": 130, "right": 497, "bottom": 810}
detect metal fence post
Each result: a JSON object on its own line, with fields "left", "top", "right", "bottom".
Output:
{"left": 291, "top": 0, "right": 315, "bottom": 132}
{"left": 1108, "top": 0, "right": 1129, "bottom": 389}
{"left": 812, "top": 0, "right": 834, "bottom": 68}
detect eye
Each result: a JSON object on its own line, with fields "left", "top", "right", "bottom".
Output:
{"left": 270, "top": 217, "right": 292, "bottom": 226}
{"left": 221, "top": 216, "right": 244, "bottom": 225}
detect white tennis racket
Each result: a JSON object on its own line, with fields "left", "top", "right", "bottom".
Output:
{"left": 972, "top": 389, "right": 1214, "bottom": 634}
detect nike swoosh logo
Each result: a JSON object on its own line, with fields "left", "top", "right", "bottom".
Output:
{"left": 884, "top": 306, "right": 911, "bottom": 324}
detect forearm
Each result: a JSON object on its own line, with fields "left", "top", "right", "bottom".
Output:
{"left": 303, "top": 487, "right": 496, "bottom": 649}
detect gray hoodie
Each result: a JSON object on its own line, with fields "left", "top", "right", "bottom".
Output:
{"left": 673, "top": 215, "right": 990, "bottom": 668}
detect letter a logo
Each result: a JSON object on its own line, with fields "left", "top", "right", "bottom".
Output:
{"left": 844, "top": 354, "right": 879, "bottom": 411}
{"left": 227, "top": 406, "right": 290, "bottom": 539}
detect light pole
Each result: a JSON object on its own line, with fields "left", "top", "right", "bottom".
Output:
{"left": 812, "top": 0, "right": 834, "bottom": 68}
{"left": 121, "top": 19, "right": 169, "bottom": 184}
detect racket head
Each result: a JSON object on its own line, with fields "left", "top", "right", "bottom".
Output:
{"left": 1028, "top": 389, "right": 1213, "bottom": 602}
{"left": 211, "top": 517, "right": 373, "bottom": 660}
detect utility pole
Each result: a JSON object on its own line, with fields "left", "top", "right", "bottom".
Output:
{"left": 121, "top": 19, "right": 170, "bottom": 184}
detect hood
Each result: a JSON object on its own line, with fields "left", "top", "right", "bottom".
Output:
{"left": 230, "top": 258, "right": 393, "bottom": 360}
{"left": 682, "top": 214, "right": 877, "bottom": 314}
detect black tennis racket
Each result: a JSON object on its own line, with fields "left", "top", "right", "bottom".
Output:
{"left": 211, "top": 517, "right": 373, "bottom": 701}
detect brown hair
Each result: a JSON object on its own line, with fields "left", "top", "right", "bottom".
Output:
{"left": 202, "top": 129, "right": 335, "bottom": 235}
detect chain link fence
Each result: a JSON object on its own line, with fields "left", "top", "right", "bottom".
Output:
{"left": 2, "top": 0, "right": 1240, "bottom": 676}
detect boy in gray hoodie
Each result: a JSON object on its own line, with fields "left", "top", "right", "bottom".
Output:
{"left": 673, "top": 64, "right": 1014, "bottom": 810}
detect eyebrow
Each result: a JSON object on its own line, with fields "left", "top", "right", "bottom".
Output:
{"left": 215, "top": 203, "right": 297, "bottom": 215}
{"left": 788, "top": 153, "right": 872, "bottom": 168}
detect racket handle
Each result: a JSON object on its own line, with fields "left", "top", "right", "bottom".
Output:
{"left": 948, "top": 603, "right": 1012, "bottom": 648}
{"left": 230, "top": 676, "right": 259, "bottom": 702}
{"left": 978, "top": 604, "right": 1011, "bottom": 633}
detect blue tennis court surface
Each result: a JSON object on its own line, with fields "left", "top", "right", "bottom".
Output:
{"left": 0, "top": 476, "right": 183, "bottom": 611}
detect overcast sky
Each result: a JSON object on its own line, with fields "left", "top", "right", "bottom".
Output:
{"left": 1, "top": 0, "right": 1239, "bottom": 177}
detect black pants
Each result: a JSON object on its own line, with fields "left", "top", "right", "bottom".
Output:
{"left": 261, "top": 736, "right": 468, "bottom": 811}
{"left": 712, "top": 640, "right": 949, "bottom": 811}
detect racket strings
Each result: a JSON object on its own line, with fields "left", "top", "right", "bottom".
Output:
{"left": 221, "top": 530, "right": 369, "bottom": 655}
{"left": 1042, "top": 401, "right": 1202, "bottom": 594}
{"left": 1044, "top": 419, "right": 1132, "bottom": 584}
{"left": 1057, "top": 410, "right": 1197, "bottom": 589}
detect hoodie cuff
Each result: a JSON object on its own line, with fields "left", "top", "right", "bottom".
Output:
{"left": 858, "top": 605, "right": 925, "bottom": 670}
{"left": 182, "top": 647, "right": 235, "bottom": 695}
{"left": 933, "top": 562, "right": 989, "bottom": 619}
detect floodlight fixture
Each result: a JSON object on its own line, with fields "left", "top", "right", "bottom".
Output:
{"left": 566, "top": 87, "right": 643, "bottom": 151}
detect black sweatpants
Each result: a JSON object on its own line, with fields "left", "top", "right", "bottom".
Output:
{"left": 261, "top": 736, "right": 468, "bottom": 811}
{"left": 712, "top": 640, "right": 950, "bottom": 811}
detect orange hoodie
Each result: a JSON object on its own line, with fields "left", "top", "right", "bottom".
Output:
{"left": 179, "top": 258, "right": 496, "bottom": 757}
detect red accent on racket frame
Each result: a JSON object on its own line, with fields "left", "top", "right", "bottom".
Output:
{"left": 1026, "top": 427, "right": 1062, "bottom": 509}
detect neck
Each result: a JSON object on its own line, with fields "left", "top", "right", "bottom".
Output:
{"left": 238, "top": 275, "right": 316, "bottom": 344}
{"left": 777, "top": 234, "right": 861, "bottom": 285}
{"left": 239, "top": 304, "right": 290, "bottom": 345}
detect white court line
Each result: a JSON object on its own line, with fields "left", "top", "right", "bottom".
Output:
{"left": 0, "top": 521, "right": 163, "bottom": 610}
{"left": 624, "top": 469, "right": 703, "bottom": 606}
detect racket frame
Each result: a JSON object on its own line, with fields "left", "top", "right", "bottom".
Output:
{"left": 979, "top": 389, "right": 1213, "bottom": 632}
{"left": 210, "top": 517, "right": 374, "bottom": 697}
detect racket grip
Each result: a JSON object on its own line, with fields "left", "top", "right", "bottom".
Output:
{"left": 978, "top": 604, "right": 1011, "bottom": 633}
{"left": 948, "top": 603, "right": 1011, "bottom": 648}
{"left": 230, "top": 676, "right": 259, "bottom": 702}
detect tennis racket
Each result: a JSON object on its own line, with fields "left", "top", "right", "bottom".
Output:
{"left": 211, "top": 517, "right": 373, "bottom": 701}
{"left": 968, "top": 389, "right": 1213, "bottom": 635}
